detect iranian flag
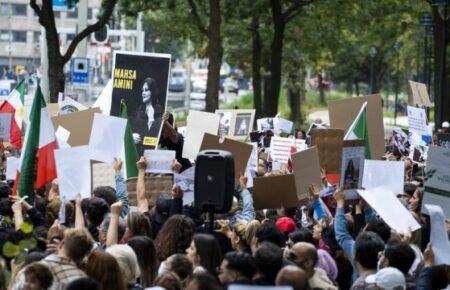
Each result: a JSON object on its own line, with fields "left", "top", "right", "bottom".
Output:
{"left": 0, "top": 79, "right": 26, "bottom": 148}
{"left": 14, "top": 86, "right": 57, "bottom": 197}
{"left": 120, "top": 100, "right": 138, "bottom": 179}
{"left": 345, "top": 101, "right": 372, "bottom": 159}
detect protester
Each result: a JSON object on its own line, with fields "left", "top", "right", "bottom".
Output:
{"left": 2, "top": 87, "right": 450, "bottom": 290}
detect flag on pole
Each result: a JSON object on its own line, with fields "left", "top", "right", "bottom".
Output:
{"left": 0, "top": 79, "right": 26, "bottom": 148}
{"left": 14, "top": 85, "right": 57, "bottom": 197}
{"left": 120, "top": 100, "right": 138, "bottom": 179}
{"left": 345, "top": 101, "right": 371, "bottom": 159}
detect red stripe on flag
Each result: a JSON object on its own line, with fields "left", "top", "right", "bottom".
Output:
{"left": 36, "top": 141, "right": 57, "bottom": 189}
{"left": 0, "top": 101, "right": 22, "bottom": 148}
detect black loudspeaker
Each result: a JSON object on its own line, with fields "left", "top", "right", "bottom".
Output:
{"left": 195, "top": 150, "right": 235, "bottom": 213}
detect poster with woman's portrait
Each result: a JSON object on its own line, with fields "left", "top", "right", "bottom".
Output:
{"left": 110, "top": 51, "right": 171, "bottom": 156}
{"left": 215, "top": 109, "right": 255, "bottom": 140}
{"left": 340, "top": 140, "right": 365, "bottom": 200}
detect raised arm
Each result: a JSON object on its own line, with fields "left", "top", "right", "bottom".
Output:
{"left": 136, "top": 157, "right": 149, "bottom": 213}
{"left": 75, "top": 193, "right": 85, "bottom": 229}
{"left": 333, "top": 188, "right": 355, "bottom": 262}
{"left": 228, "top": 175, "right": 256, "bottom": 225}
{"left": 106, "top": 201, "right": 123, "bottom": 247}
{"left": 114, "top": 157, "right": 129, "bottom": 218}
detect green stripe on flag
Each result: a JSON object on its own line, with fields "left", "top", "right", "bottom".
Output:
{"left": 352, "top": 109, "right": 371, "bottom": 159}
{"left": 120, "top": 100, "right": 139, "bottom": 179}
{"left": 18, "top": 85, "right": 45, "bottom": 197}
{"left": 16, "top": 79, "right": 26, "bottom": 105}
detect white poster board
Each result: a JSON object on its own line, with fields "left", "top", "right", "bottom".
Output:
{"left": 6, "top": 157, "right": 19, "bottom": 180}
{"left": 423, "top": 204, "right": 450, "bottom": 265}
{"left": 182, "top": 110, "right": 220, "bottom": 160}
{"left": 340, "top": 141, "right": 365, "bottom": 199}
{"left": 357, "top": 187, "right": 421, "bottom": 234}
{"left": 0, "top": 113, "right": 12, "bottom": 140}
{"left": 89, "top": 113, "right": 127, "bottom": 163}
{"left": 407, "top": 105, "right": 430, "bottom": 137}
{"left": 55, "top": 146, "right": 91, "bottom": 201}
{"left": 270, "top": 136, "right": 306, "bottom": 164}
{"left": 362, "top": 160, "right": 404, "bottom": 195}
{"left": 144, "top": 150, "right": 176, "bottom": 174}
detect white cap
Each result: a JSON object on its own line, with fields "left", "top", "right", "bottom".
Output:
{"left": 442, "top": 121, "right": 450, "bottom": 128}
{"left": 365, "top": 267, "right": 406, "bottom": 290}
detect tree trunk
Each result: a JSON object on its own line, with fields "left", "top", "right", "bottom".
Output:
{"left": 251, "top": 15, "right": 263, "bottom": 119}
{"left": 205, "top": 0, "right": 222, "bottom": 112}
{"left": 318, "top": 73, "right": 325, "bottom": 103}
{"left": 41, "top": 0, "right": 65, "bottom": 102}
{"left": 354, "top": 78, "right": 360, "bottom": 96}
{"left": 265, "top": 0, "right": 285, "bottom": 117}
{"left": 433, "top": 8, "right": 450, "bottom": 128}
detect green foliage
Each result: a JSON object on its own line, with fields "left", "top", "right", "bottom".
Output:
{"left": 2, "top": 242, "right": 20, "bottom": 259}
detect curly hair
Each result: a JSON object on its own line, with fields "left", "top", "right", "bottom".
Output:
{"left": 154, "top": 215, "right": 195, "bottom": 262}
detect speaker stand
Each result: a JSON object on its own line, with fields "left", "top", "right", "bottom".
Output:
{"left": 204, "top": 204, "right": 215, "bottom": 234}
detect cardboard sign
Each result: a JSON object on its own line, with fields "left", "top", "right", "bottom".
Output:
{"left": 253, "top": 174, "right": 299, "bottom": 210}
{"left": 216, "top": 109, "right": 255, "bottom": 139}
{"left": 0, "top": 113, "right": 11, "bottom": 140}
{"left": 422, "top": 146, "right": 450, "bottom": 220}
{"left": 127, "top": 175, "right": 173, "bottom": 206}
{"left": 51, "top": 108, "right": 100, "bottom": 146}
{"left": 48, "top": 103, "right": 60, "bottom": 117}
{"left": 409, "top": 80, "right": 432, "bottom": 107}
{"left": 291, "top": 146, "right": 322, "bottom": 203}
{"left": 328, "top": 94, "right": 384, "bottom": 159}
{"left": 358, "top": 187, "right": 421, "bottom": 234}
{"left": 340, "top": 140, "right": 365, "bottom": 199}
{"left": 200, "top": 133, "right": 253, "bottom": 178}
{"left": 311, "top": 128, "right": 344, "bottom": 174}
{"left": 437, "top": 133, "right": 450, "bottom": 149}
{"left": 183, "top": 110, "right": 220, "bottom": 160}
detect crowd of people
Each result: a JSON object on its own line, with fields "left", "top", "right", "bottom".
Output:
{"left": 0, "top": 112, "right": 449, "bottom": 290}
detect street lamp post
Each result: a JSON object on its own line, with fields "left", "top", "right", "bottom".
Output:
{"left": 394, "top": 41, "right": 403, "bottom": 126}
{"left": 433, "top": 0, "right": 450, "bottom": 130}
{"left": 369, "top": 46, "right": 377, "bottom": 94}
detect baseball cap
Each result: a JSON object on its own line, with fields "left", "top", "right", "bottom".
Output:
{"left": 276, "top": 217, "right": 296, "bottom": 234}
{"left": 365, "top": 267, "right": 406, "bottom": 290}
{"left": 154, "top": 194, "right": 172, "bottom": 224}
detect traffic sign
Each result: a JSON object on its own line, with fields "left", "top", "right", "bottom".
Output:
{"left": 52, "top": 0, "right": 76, "bottom": 11}
{"left": 71, "top": 57, "right": 90, "bottom": 84}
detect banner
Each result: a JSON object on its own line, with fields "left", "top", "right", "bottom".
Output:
{"left": 110, "top": 51, "right": 171, "bottom": 155}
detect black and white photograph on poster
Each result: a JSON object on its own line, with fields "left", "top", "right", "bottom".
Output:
{"left": 340, "top": 140, "right": 365, "bottom": 199}
{"left": 234, "top": 112, "right": 252, "bottom": 137}
{"left": 257, "top": 118, "right": 274, "bottom": 132}
{"left": 217, "top": 110, "right": 232, "bottom": 137}
{"left": 110, "top": 51, "right": 171, "bottom": 155}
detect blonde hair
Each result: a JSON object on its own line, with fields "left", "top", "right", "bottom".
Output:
{"left": 106, "top": 244, "right": 140, "bottom": 284}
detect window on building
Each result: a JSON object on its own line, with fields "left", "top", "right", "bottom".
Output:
{"left": 0, "top": 4, "right": 8, "bottom": 16}
{"left": 33, "top": 31, "right": 40, "bottom": 43}
{"left": 0, "top": 30, "right": 9, "bottom": 42}
{"left": 66, "top": 8, "right": 78, "bottom": 18}
{"left": 11, "top": 4, "right": 27, "bottom": 16}
{"left": 12, "top": 31, "right": 27, "bottom": 43}
{"left": 66, "top": 33, "right": 75, "bottom": 42}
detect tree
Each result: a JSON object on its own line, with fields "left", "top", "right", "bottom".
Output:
{"left": 263, "top": 0, "right": 314, "bottom": 116}
{"left": 30, "top": 0, "right": 118, "bottom": 102}
{"left": 186, "top": 0, "right": 223, "bottom": 112}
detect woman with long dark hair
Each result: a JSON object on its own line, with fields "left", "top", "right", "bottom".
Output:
{"left": 186, "top": 234, "right": 223, "bottom": 277}
{"left": 154, "top": 215, "right": 196, "bottom": 262}
{"left": 127, "top": 236, "right": 158, "bottom": 288}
